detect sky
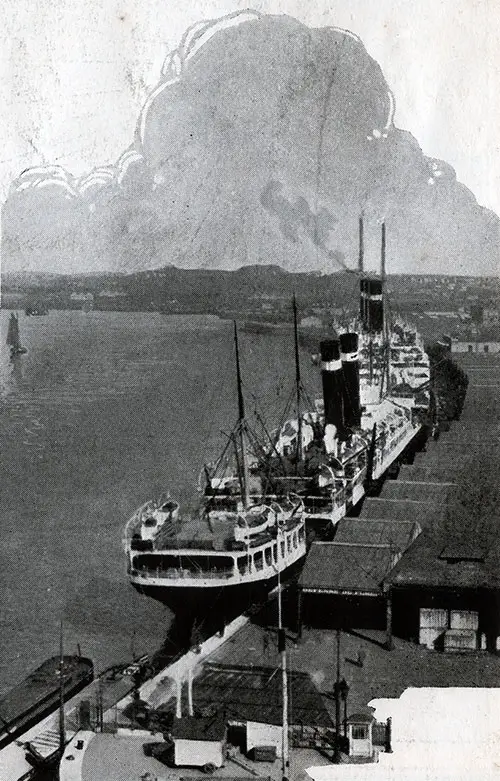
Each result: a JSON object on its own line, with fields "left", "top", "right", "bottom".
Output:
{"left": 1, "top": 0, "right": 500, "bottom": 216}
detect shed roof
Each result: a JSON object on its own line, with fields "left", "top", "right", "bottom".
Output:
{"left": 347, "top": 713, "right": 374, "bottom": 724}
{"left": 334, "top": 518, "right": 419, "bottom": 553}
{"left": 360, "top": 498, "right": 446, "bottom": 525}
{"left": 192, "top": 664, "right": 331, "bottom": 729}
{"left": 397, "top": 465, "right": 458, "bottom": 483}
{"left": 300, "top": 542, "right": 393, "bottom": 595}
{"left": 380, "top": 481, "right": 450, "bottom": 503}
{"left": 172, "top": 715, "right": 226, "bottom": 742}
{"left": 385, "top": 531, "right": 500, "bottom": 590}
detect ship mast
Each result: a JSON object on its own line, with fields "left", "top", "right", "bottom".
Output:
{"left": 358, "top": 215, "right": 364, "bottom": 275}
{"left": 380, "top": 222, "right": 391, "bottom": 399}
{"left": 234, "top": 322, "right": 250, "bottom": 509}
{"left": 58, "top": 620, "right": 66, "bottom": 756}
{"left": 292, "top": 294, "right": 303, "bottom": 466}
{"left": 277, "top": 563, "right": 289, "bottom": 781}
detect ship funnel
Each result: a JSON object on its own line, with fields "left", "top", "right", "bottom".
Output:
{"left": 340, "top": 332, "right": 361, "bottom": 429}
{"left": 320, "top": 339, "right": 345, "bottom": 441}
{"left": 360, "top": 277, "right": 383, "bottom": 332}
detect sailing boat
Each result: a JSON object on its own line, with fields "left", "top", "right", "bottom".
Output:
{"left": 6, "top": 312, "right": 28, "bottom": 358}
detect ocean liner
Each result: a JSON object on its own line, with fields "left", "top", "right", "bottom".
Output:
{"left": 124, "top": 220, "right": 430, "bottom": 623}
{"left": 123, "top": 325, "right": 307, "bottom": 623}
{"left": 205, "top": 221, "right": 430, "bottom": 530}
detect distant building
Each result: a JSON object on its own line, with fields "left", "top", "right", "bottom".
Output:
{"left": 469, "top": 303, "right": 484, "bottom": 324}
{"left": 69, "top": 292, "right": 94, "bottom": 303}
{"left": 450, "top": 330, "right": 500, "bottom": 353}
{"left": 98, "top": 290, "right": 127, "bottom": 298}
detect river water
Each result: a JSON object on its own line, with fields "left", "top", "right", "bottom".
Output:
{"left": 0, "top": 310, "right": 319, "bottom": 696}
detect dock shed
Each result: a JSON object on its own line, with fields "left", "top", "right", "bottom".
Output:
{"left": 191, "top": 663, "right": 332, "bottom": 757}
{"left": 334, "top": 518, "right": 421, "bottom": 551}
{"left": 359, "top": 498, "right": 446, "bottom": 527}
{"left": 384, "top": 531, "right": 500, "bottom": 651}
{"left": 298, "top": 541, "right": 395, "bottom": 632}
{"left": 380, "top": 481, "right": 450, "bottom": 503}
{"left": 171, "top": 715, "right": 226, "bottom": 769}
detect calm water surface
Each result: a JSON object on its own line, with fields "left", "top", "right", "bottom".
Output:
{"left": 0, "top": 310, "right": 319, "bottom": 695}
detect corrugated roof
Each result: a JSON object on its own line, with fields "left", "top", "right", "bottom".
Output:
{"left": 192, "top": 664, "right": 331, "bottom": 728}
{"left": 299, "top": 542, "right": 393, "bottom": 594}
{"left": 398, "top": 465, "right": 458, "bottom": 483}
{"left": 360, "top": 498, "right": 446, "bottom": 525}
{"left": 334, "top": 518, "right": 419, "bottom": 552}
{"left": 380, "top": 481, "right": 450, "bottom": 502}
{"left": 439, "top": 543, "right": 486, "bottom": 562}
{"left": 385, "top": 531, "right": 500, "bottom": 590}
{"left": 413, "top": 452, "right": 469, "bottom": 467}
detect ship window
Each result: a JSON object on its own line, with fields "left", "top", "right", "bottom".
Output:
{"left": 298, "top": 526, "right": 305, "bottom": 542}
{"left": 280, "top": 541, "right": 285, "bottom": 559}
{"left": 236, "top": 556, "right": 248, "bottom": 575}
{"left": 287, "top": 536, "right": 292, "bottom": 553}
{"left": 293, "top": 531, "right": 298, "bottom": 548}
{"left": 272, "top": 543, "right": 278, "bottom": 562}
{"left": 468, "top": 344, "right": 473, "bottom": 353}
{"left": 484, "top": 344, "right": 489, "bottom": 353}
{"left": 254, "top": 551, "right": 263, "bottom": 570}
{"left": 265, "top": 547, "right": 272, "bottom": 566}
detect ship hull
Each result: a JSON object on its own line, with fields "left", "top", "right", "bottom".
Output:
{"left": 132, "top": 556, "right": 305, "bottom": 632}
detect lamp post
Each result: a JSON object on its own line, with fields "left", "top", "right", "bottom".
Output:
{"left": 333, "top": 629, "right": 341, "bottom": 763}
{"left": 339, "top": 678, "right": 349, "bottom": 737}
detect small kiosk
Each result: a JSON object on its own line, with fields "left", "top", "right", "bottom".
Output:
{"left": 346, "top": 712, "right": 374, "bottom": 759}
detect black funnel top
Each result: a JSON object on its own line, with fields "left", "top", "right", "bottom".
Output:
{"left": 320, "top": 339, "right": 341, "bottom": 363}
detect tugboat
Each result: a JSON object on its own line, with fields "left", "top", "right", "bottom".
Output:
{"left": 6, "top": 312, "right": 28, "bottom": 358}
{"left": 123, "top": 324, "right": 307, "bottom": 628}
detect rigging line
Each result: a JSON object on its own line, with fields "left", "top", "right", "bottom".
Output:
{"left": 243, "top": 379, "right": 292, "bottom": 436}
{"left": 199, "top": 330, "right": 237, "bottom": 457}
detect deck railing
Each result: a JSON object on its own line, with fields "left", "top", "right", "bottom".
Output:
{"left": 132, "top": 566, "right": 236, "bottom": 581}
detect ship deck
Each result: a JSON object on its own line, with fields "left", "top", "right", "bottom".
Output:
{"left": 155, "top": 512, "right": 235, "bottom": 549}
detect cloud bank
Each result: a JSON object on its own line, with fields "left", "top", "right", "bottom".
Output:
{"left": 3, "top": 11, "right": 499, "bottom": 275}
